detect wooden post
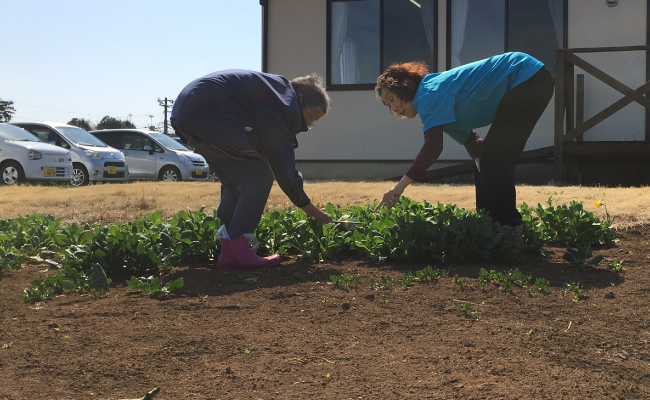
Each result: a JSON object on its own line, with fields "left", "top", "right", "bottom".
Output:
{"left": 576, "top": 74, "right": 585, "bottom": 141}
{"left": 554, "top": 51, "right": 566, "bottom": 184}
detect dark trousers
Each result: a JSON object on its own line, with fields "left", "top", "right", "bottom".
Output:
{"left": 178, "top": 130, "right": 274, "bottom": 238}
{"left": 475, "top": 67, "right": 554, "bottom": 227}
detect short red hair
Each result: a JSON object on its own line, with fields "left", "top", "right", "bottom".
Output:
{"left": 375, "top": 61, "right": 429, "bottom": 102}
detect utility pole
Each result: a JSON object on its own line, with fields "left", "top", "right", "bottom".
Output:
{"left": 147, "top": 114, "right": 155, "bottom": 131}
{"left": 158, "top": 98, "right": 174, "bottom": 134}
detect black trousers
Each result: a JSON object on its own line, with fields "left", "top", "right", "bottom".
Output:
{"left": 475, "top": 67, "right": 554, "bottom": 227}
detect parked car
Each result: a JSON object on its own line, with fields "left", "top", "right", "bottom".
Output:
{"left": 89, "top": 129, "right": 209, "bottom": 181}
{"left": 10, "top": 122, "right": 129, "bottom": 186}
{"left": 170, "top": 135, "right": 194, "bottom": 151}
{"left": 0, "top": 123, "right": 73, "bottom": 185}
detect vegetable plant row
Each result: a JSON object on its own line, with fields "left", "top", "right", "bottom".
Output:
{"left": 0, "top": 197, "right": 616, "bottom": 282}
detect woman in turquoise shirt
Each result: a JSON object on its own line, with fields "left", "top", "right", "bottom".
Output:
{"left": 375, "top": 52, "right": 554, "bottom": 248}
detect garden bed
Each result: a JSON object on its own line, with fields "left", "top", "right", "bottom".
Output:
{"left": 1, "top": 226, "right": 649, "bottom": 399}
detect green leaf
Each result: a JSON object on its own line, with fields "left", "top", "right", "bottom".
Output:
{"left": 94, "top": 249, "right": 107, "bottom": 258}
{"left": 88, "top": 264, "right": 109, "bottom": 293}
{"left": 53, "top": 234, "right": 70, "bottom": 247}
{"left": 78, "top": 230, "right": 94, "bottom": 245}
{"left": 165, "top": 278, "right": 184, "bottom": 292}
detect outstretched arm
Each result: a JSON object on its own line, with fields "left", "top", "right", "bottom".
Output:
{"left": 375, "top": 126, "right": 444, "bottom": 211}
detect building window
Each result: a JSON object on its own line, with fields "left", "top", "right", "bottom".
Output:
{"left": 448, "top": 0, "right": 565, "bottom": 74}
{"left": 328, "top": 0, "right": 438, "bottom": 90}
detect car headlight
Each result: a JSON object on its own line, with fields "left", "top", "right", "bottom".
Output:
{"left": 28, "top": 150, "right": 42, "bottom": 160}
{"left": 84, "top": 150, "right": 104, "bottom": 159}
{"left": 178, "top": 154, "right": 193, "bottom": 165}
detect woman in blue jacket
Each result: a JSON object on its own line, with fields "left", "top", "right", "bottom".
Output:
{"left": 374, "top": 52, "right": 554, "bottom": 248}
{"left": 171, "top": 70, "right": 333, "bottom": 269}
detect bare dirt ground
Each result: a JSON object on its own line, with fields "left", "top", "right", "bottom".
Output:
{"left": 1, "top": 183, "right": 650, "bottom": 399}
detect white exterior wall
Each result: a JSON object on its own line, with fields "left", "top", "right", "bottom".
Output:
{"left": 266, "top": 0, "right": 647, "bottom": 180}
{"left": 569, "top": 0, "right": 647, "bottom": 141}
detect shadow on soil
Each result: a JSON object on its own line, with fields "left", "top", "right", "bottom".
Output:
{"left": 145, "top": 243, "right": 622, "bottom": 300}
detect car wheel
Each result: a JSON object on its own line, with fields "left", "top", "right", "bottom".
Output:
{"left": 1, "top": 161, "right": 25, "bottom": 185}
{"left": 71, "top": 164, "right": 90, "bottom": 187}
{"left": 159, "top": 166, "right": 181, "bottom": 182}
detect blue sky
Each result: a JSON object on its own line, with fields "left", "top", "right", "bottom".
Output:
{"left": 0, "top": 0, "right": 262, "bottom": 129}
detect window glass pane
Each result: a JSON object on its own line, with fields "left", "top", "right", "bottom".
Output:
{"left": 451, "top": 0, "right": 505, "bottom": 68}
{"left": 122, "top": 133, "right": 145, "bottom": 150}
{"left": 383, "top": 0, "right": 435, "bottom": 71}
{"left": 330, "top": 0, "right": 380, "bottom": 84}
{"left": 508, "top": 0, "right": 562, "bottom": 76}
{"left": 94, "top": 132, "right": 121, "bottom": 149}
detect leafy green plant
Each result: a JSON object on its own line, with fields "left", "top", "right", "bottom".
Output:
{"left": 379, "top": 275, "right": 393, "bottom": 290}
{"left": 330, "top": 273, "right": 359, "bottom": 290}
{"left": 19, "top": 263, "right": 110, "bottom": 303}
{"left": 415, "top": 265, "right": 446, "bottom": 282}
{"left": 565, "top": 281, "right": 592, "bottom": 302}
{"left": 0, "top": 248, "right": 24, "bottom": 276}
{"left": 399, "top": 271, "right": 414, "bottom": 290}
{"left": 534, "top": 277, "right": 550, "bottom": 292}
{"left": 477, "top": 268, "right": 532, "bottom": 293}
{"left": 453, "top": 300, "right": 479, "bottom": 318}
{"left": 563, "top": 245, "right": 604, "bottom": 271}
{"left": 125, "top": 276, "right": 184, "bottom": 298}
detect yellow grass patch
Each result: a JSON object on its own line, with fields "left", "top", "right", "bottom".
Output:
{"left": 0, "top": 181, "right": 647, "bottom": 228}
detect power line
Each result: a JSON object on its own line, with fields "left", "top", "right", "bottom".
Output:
{"left": 11, "top": 115, "right": 46, "bottom": 122}
{"left": 11, "top": 100, "right": 153, "bottom": 119}
{"left": 11, "top": 101, "right": 106, "bottom": 117}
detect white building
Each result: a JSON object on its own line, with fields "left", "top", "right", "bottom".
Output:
{"left": 260, "top": 0, "right": 650, "bottom": 185}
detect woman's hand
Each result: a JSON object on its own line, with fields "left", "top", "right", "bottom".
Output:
{"left": 374, "top": 175, "right": 413, "bottom": 211}
{"left": 300, "top": 203, "right": 334, "bottom": 226}
{"left": 375, "top": 187, "right": 403, "bottom": 211}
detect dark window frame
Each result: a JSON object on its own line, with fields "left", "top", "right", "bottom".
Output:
{"left": 326, "top": 0, "right": 439, "bottom": 91}
{"left": 445, "top": 0, "right": 568, "bottom": 70}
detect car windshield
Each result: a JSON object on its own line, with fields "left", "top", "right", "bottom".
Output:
{"left": 0, "top": 124, "right": 40, "bottom": 141}
{"left": 56, "top": 126, "right": 107, "bottom": 147}
{"left": 149, "top": 133, "right": 190, "bottom": 151}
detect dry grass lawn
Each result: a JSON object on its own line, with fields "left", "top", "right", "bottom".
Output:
{"left": 0, "top": 181, "right": 648, "bottom": 228}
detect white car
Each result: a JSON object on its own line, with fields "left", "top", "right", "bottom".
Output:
{"left": 0, "top": 123, "right": 73, "bottom": 185}
{"left": 10, "top": 122, "right": 129, "bottom": 186}
{"left": 89, "top": 129, "right": 209, "bottom": 181}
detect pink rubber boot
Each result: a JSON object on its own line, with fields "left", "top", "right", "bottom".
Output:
{"left": 217, "top": 236, "right": 282, "bottom": 270}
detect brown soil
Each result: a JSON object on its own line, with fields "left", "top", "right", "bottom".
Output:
{"left": 1, "top": 227, "right": 650, "bottom": 400}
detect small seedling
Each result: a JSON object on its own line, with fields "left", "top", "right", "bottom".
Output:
{"left": 126, "top": 276, "right": 184, "bottom": 298}
{"left": 453, "top": 300, "right": 471, "bottom": 315}
{"left": 565, "top": 281, "right": 592, "bottom": 302}
{"left": 198, "top": 294, "right": 207, "bottom": 301}
{"left": 399, "top": 272, "right": 414, "bottom": 290}
{"left": 534, "top": 278, "right": 550, "bottom": 292}
{"left": 244, "top": 349, "right": 250, "bottom": 354}
{"left": 63, "top": 335, "right": 71, "bottom": 339}
{"left": 608, "top": 259, "right": 624, "bottom": 272}
{"left": 2, "top": 343, "right": 11, "bottom": 349}
{"left": 330, "top": 273, "right": 359, "bottom": 290}
{"left": 380, "top": 275, "right": 393, "bottom": 290}
{"left": 526, "top": 329, "right": 533, "bottom": 335}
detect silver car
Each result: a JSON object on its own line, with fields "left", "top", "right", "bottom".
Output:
{"left": 89, "top": 129, "right": 209, "bottom": 181}
{"left": 0, "top": 123, "right": 72, "bottom": 185}
{"left": 10, "top": 122, "right": 129, "bottom": 186}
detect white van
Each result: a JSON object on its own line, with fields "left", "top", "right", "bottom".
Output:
{"left": 0, "top": 123, "right": 72, "bottom": 185}
{"left": 89, "top": 129, "right": 209, "bottom": 181}
{"left": 10, "top": 122, "right": 129, "bottom": 186}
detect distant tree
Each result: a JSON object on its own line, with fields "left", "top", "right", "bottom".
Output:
{"left": 0, "top": 98, "right": 16, "bottom": 122}
{"left": 67, "top": 117, "right": 94, "bottom": 131}
{"left": 96, "top": 115, "right": 136, "bottom": 130}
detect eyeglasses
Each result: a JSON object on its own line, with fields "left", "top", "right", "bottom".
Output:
{"left": 304, "top": 100, "right": 315, "bottom": 130}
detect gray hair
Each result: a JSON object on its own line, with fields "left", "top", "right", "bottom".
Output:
{"left": 290, "top": 73, "right": 330, "bottom": 114}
